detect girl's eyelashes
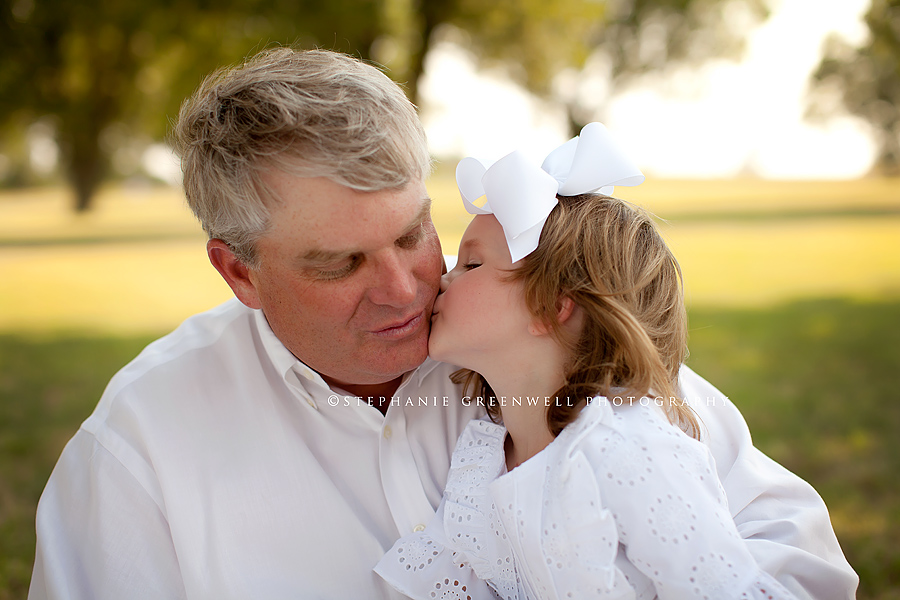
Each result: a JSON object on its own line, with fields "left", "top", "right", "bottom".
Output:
{"left": 451, "top": 250, "right": 480, "bottom": 272}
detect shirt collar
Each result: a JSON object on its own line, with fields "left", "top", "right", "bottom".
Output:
{"left": 252, "top": 308, "right": 446, "bottom": 409}
{"left": 253, "top": 309, "right": 329, "bottom": 409}
{"left": 412, "top": 356, "right": 444, "bottom": 386}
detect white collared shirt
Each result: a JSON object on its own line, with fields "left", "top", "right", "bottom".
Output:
{"left": 29, "top": 299, "right": 857, "bottom": 599}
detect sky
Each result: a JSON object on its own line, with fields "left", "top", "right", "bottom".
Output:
{"left": 419, "top": 0, "right": 876, "bottom": 179}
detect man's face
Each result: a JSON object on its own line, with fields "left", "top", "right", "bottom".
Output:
{"left": 245, "top": 172, "right": 443, "bottom": 387}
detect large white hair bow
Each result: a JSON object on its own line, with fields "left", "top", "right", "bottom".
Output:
{"left": 456, "top": 122, "right": 645, "bottom": 263}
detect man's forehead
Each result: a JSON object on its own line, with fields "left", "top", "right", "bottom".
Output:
{"left": 262, "top": 169, "right": 426, "bottom": 222}
{"left": 294, "top": 194, "right": 432, "bottom": 262}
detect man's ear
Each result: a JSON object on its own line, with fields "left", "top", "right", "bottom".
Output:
{"left": 207, "top": 239, "right": 262, "bottom": 309}
{"left": 529, "top": 296, "right": 579, "bottom": 336}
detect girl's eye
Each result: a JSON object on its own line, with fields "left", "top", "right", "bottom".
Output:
{"left": 462, "top": 262, "right": 481, "bottom": 270}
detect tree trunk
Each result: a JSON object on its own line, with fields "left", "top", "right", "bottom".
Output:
{"left": 878, "top": 124, "right": 900, "bottom": 176}
{"left": 407, "top": 0, "right": 455, "bottom": 106}
{"left": 565, "top": 104, "right": 585, "bottom": 138}
{"left": 62, "top": 118, "right": 106, "bottom": 213}
{"left": 71, "top": 159, "right": 102, "bottom": 213}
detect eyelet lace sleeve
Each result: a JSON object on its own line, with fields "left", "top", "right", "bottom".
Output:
{"left": 375, "top": 419, "right": 511, "bottom": 600}
{"left": 568, "top": 398, "right": 799, "bottom": 599}
{"left": 373, "top": 508, "right": 492, "bottom": 600}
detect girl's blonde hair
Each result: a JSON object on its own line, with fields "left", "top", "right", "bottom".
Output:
{"left": 455, "top": 193, "right": 700, "bottom": 439}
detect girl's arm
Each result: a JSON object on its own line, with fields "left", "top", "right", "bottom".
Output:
{"left": 575, "top": 398, "right": 798, "bottom": 599}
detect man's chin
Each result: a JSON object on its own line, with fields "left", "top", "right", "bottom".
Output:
{"left": 321, "top": 351, "right": 427, "bottom": 395}
{"left": 377, "top": 336, "right": 430, "bottom": 378}
{"left": 316, "top": 337, "right": 429, "bottom": 388}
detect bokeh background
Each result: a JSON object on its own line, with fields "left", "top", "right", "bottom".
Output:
{"left": 1, "top": 0, "right": 899, "bottom": 598}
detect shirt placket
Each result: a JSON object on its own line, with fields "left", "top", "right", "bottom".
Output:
{"left": 379, "top": 384, "right": 440, "bottom": 537}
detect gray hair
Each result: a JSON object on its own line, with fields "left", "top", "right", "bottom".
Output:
{"left": 174, "top": 47, "right": 431, "bottom": 266}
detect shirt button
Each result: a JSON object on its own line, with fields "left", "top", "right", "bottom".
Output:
{"left": 383, "top": 426, "right": 392, "bottom": 439}
{"left": 413, "top": 524, "right": 425, "bottom": 532}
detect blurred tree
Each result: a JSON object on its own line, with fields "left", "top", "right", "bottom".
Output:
{"left": 0, "top": 0, "right": 380, "bottom": 211}
{"left": 808, "top": 0, "right": 900, "bottom": 175}
{"left": 1, "top": 0, "right": 768, "bottom": 211}
{"left": 378, "top": 0, "right": 769, "bottom": 134}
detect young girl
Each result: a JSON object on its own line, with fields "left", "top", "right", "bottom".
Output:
{"left": 375, "top": 123, "right": 796, "bottom": 599}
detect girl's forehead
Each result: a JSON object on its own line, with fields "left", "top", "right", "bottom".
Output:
{"left": 463, "top": 214, "right": 502, "bottom": 241}
{"left": 460, "top": 215, "right": 514, "bottom": 264}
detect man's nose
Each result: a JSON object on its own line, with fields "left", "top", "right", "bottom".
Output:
{"left": 367, "top": 251, "right": 417, "bottom": 307}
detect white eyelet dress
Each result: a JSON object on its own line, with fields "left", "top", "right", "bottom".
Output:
{"left": 375, "top": 397, "right": 798, "bottom": 600}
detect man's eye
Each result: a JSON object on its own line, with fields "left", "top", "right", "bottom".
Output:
{"left": 316, "top": 256, "right": 361, "bottom": 280}
{"left": 396, "top": 225, "right": 424, "bottom": 249}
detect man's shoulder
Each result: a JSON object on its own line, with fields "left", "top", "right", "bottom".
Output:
{"left": 677, "top": 364, "right": 730, "bottom": 409}
{"left": 113, "top": 299, "right": 256, "bottom": 386}
{"left": 86, "top": 299, "right": 265, "bottom": 426}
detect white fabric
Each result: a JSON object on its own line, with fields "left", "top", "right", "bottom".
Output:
{"left": 29, "top": 299, "right": 485, "bottom": 600}
{"left": 376, "top": 399, "right": 804, "bottom": 599}
{"left": 455, "top": 122, "right": 645, "bottom": 262}
{"left": 679, "top": 371, "right": 858, "bottom": 598}
{"left": 30, "top": 299, "right": 857, "bottom": 599}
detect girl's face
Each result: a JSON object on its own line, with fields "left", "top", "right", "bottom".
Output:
{"left": 428, "top": 215, "right": 536, "bottom": 370}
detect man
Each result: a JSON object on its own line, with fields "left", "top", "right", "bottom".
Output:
{"left": 29, "top": 48, "right": 857, "bottom": 599}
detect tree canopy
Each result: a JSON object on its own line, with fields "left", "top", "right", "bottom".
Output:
{"left": 1, "top": 0, "right": 768, "bottom": 211}
{"left": 0, "top": 0, "right": 382, "bottom": 210}
{"left": 808, "top": 0, "right": 900, "bottom": 175}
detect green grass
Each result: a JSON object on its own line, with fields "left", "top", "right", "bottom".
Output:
{"left": 686, "top": 298, "right": 900, "bottom": 599}
{"left": 2, "top": 181, "right": 899, "bottom": 333}
{"left": 1, "top": 301, "right": 897, "bottom": 598}
{"left": 0, "top": 332, "right": 158, "bottom": 599}
{"left": 1, "top": 179, "right": 899, "bottom": 598}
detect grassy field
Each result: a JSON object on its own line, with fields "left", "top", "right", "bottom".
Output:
{"left": 1, "top": 177, "right": 899, "bottom": 598}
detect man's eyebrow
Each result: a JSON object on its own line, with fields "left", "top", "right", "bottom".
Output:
{"left": 299, "top": 197, "right": 433, "bottom": 265}
{"left": 405, "top": 197, "right": 432, "bottom": 232}
{"left": 300, "top": 247, "right": 354, "bottom": 265}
